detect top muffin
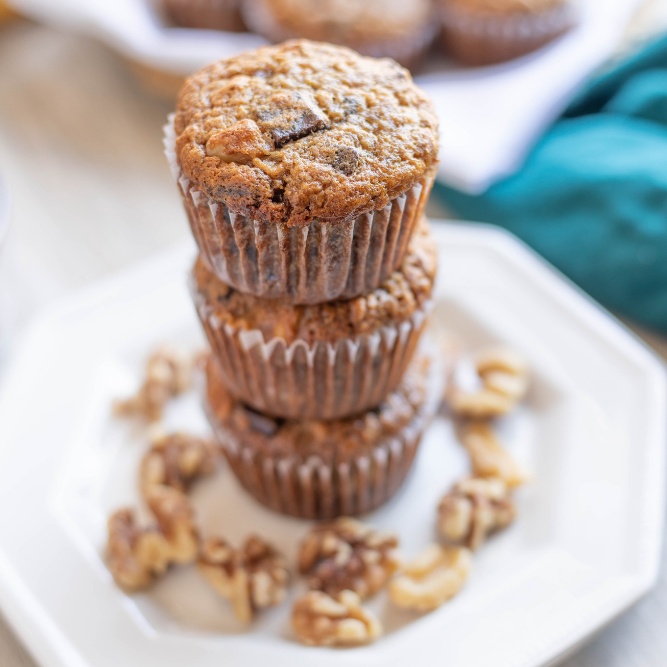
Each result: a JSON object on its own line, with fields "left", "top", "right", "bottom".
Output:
{"left": 174, "top": 39, "right": 439, "bottom": 226}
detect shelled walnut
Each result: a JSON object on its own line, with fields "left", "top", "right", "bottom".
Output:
{"left": 450, "top": 345, "right": 529, "bottom": 419}
{"left": 292, "top": 590, "right": 382, "bottom": 647}
{"left": 140, "top": 432, "right": 217, "bottom": 496}
{"left": 107, "top": 487, "right": 199, "bottom": 591}
{"left": 389, "top": 544, "right": 472, "bottom": 612}
{"left": 198, "top": 535, "right": 289, "bottom": 622}
{"left": 113, "top": 344, "right": 195, "bottom": 421}
{"left": 461, "top": 422, "right": 529, "bottom": 488}
{"left": 298, "top": 517, "right": 400, "bottom": 599}
{"left": 438, "top": 476, "right": 516, "bottom": 550}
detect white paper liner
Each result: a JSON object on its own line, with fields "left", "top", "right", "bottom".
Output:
{"left": 165, "top": 117, "right": 434, "bottom": 304}
{"left": 241, "top": 0, "right": 439, "bottom": 68}
{"left": 205, "top": 347, "right": 444, "bottom": 520}
{"left": 440, "top": 2, "right": 577, "bottom": 66}
{"left": 192, "top": 266, "right": 433, "bottom": 419}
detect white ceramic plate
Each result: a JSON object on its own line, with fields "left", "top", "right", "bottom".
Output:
{"left": 0, "top": 221, "right": 664, "bottom": 667}
{"left": 6, "top": 0, "right": 641, "bottom": 191}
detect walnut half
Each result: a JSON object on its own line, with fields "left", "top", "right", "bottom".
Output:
{"left": 140, "top": 432, "right": 217, "bottom": 497}
{"left": 298, "top": 517, "right": 400, "bottom": 599}
{"left": 198, "top": 535, "right": 289, "bottom": 622}
{"left": 107, "top": 487, "right": 199, "bottom": 591}
{"left": 292, "top": 590, "right": 382, "bottom": 647}
{"left": 389, "top": 544, "right": 472, "bottom": 612}
{"left": 450, "top": 345, "right": 529, "bottom": 419}
{"left": 113, "top": 344, "right": 195, "bottom": 422}
{"left": 461, "top": 421, "right": 529, "bottom": 488}
{"left": 438, "top": 476, "right": 516, "bottom": 550}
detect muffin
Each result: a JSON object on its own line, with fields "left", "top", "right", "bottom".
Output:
{"left": 162, "top": 0, "right": 246, "bottom": 32}
{"left": 439, "top": 0, "right": 576, "bottom": 67}
{"left": 241, "top": 0, "right": 437, "bottom": 69}
{"left": 166, "top": 40, "right": 439, "bottom": 304}
{"left": 205, "top": 351, "right": 442, "bottom": 519}
{"left": 192, "top": 217, "right": 437, "bottom": 420}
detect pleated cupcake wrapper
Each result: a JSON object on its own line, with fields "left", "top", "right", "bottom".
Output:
{"left": 165, "top": 117, "right": 434, "bottom": 304}
{"left": 441, "top": 2, "right": 576, "bottom": 65}
{"left": 241, "top": 0, "right": 438, "bottom": 69}
{"left": 204, "top": 347, "right": 443, "bottom": 520}
{"left": 193, "top": 272, "right": 432, "bottom": 419}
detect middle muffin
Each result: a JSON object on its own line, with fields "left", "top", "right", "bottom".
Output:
{"left": 192, "top": 217, "right": 437, "bottom": 420}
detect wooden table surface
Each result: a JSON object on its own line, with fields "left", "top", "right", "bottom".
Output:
{"left": 2, "top": 5, "right": 667, "bottom": 666}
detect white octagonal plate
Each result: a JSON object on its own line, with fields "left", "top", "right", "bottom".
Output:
{"left": 0, "top": 221, "right": 664, "bottom": 667}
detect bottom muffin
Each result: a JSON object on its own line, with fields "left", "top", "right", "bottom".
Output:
{"left": 205, "top": 351, "right": 442, "bottom": 520}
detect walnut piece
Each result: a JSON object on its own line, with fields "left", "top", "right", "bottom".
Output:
{"left": 113, "top": 344, "right": 195, "bottom": 422}
{"left": 107, "top": 487, "right": 199, "bottom": 591}
{"left": 462, "top": 422, "right": 529, "bottom": 488}
{"left": 140, "top": 432, "right": 217, "bottom": 496}
{"left": 292, "top": 590, "right": 382, "bottom": 647}
{"left": 198, "top": 535, "right": 289, "bottom": 622}
{"left": 389, "top": 544, "right": 472, "bottom": 612}
{"left": 298, "top": 517, "right": 400, "bottom": 599}
{"left": 438, "top": 476, "right": 516, "bottom": 550}
{"left": 450, "top": 345, "right": 529, "bottom": 419}
{"left": 206, "top": 119, "right": 272, "bottom": 163}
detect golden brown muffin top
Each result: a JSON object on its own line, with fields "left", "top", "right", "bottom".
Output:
{"left": 252, "top": 0, "right": 433, "bottom": 44}
{"left": 443, "top": 0, "right": 565, "bottom": 15}
{"left": 207, "top": 353, "right": 429, "bottom": 459}
{"left": 174, "top": 40, "right": 439, "bottom": 226}
{"left": 194, "top": 218, "right": 437, "bottom": 345}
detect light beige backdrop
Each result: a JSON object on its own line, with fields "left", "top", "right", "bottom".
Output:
{"left": 1, "top": 3, "right": 667, "bottom": 665}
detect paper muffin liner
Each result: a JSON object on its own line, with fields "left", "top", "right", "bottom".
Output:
{"left": 440, "top": 2, "right": 577, "bottom": 66}
{"left": 162, "top": 0, "right": 246, "bottom": 32}
{"left": 204, "top": 348, "right": 443, "bottom": 520}
{"left": 241, "top": 0, "right": 439, "bottom": 69}
{"left": 165, "top": 118, "right": 435, "bottom": 304}
{"left": 192, "top": 269, "right": 433, "bottom": 419}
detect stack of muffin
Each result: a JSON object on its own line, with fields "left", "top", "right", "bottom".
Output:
{"left": 166, "top": 40, "right": 440, "bottom": 520}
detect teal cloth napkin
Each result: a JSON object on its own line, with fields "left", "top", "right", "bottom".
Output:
{"left": 434, "top": 33, "right": 667, "bottom": 332}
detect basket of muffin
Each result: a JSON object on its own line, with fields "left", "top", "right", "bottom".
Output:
{"left": 160, "top": 0, "right": 578, "bottom": 68}
{"left": 108, "top": 40, "right": 532, "bottom": 647}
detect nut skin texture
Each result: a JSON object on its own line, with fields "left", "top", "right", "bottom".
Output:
{"left": 139, "top": 432, "right": 218, "bottom": 497}
{"left": 174, "top": 40, "right": 439, "bottom": 226}
{"left": 389, "top": 544, "right": 472, "bottom": 612}
{"left": 292, "top": 589, "right": 382, "bottom": 647}
{"left": 450, "top": 345, "right": 529, "bottom": 419}
{"left": 461, "top": 422, "right": 529, "bottom": 488}
{"left": 438, "top": 476, "right": 516, "bottom": 550}
{"left": 198, "top": 536, "right": 289, "bottom": 622}
{"left": 106, "top": 489, "right": 200, "bottom": 591}
{"left": 113, "top": 344, "right": 195, "bottom": 422}
{"left": 298, "top": 517, "right": 400, "bottom": 599}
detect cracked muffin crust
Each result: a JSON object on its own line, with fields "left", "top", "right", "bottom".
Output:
{"left": 204, "top": 353, "right": 439, "bottom": 518}
{"left": 174, "top": 40, "right": 438, "bottom": 226}
{"left": 192, "top": 218, "right": 436, "bottom": 420}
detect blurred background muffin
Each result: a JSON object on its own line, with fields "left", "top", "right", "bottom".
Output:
{"left": 161, "top": 0, "right": 247, "bottom": 32}
{"left": 241, "top": 0, "right": 438, "bottom": 69}
{"left": 439, "top": 0, "right": 577, "bottom": 66}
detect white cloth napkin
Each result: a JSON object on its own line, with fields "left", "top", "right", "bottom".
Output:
{"left": 8, "top": 0, "right": 643, "bottom": 192}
